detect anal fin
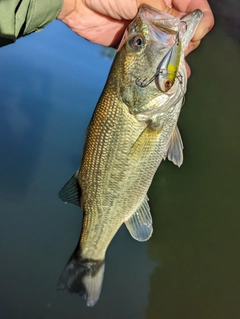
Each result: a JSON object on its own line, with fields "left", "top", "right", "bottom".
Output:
{"left": 125, "top": 196, "right": 153, "bottom": 242}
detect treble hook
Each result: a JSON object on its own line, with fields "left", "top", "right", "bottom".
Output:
{"left": 135, "top": 73, "right": 158, "bottom": 88}
{"left": 135, "top": 31, "right": 181, "bottom": 89}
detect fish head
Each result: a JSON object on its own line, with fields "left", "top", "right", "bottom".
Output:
{"left": 111, "top": 4, "right": 203, "bottom": 120}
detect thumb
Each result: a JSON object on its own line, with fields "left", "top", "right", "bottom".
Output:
{"left": 137, "top": 0, "right": 182, "bottom": 17}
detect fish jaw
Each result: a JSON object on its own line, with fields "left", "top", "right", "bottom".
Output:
{"left": 137, "top": 5, "right": 203, "bottom": 52}
{"left": 180, "top": 9, "right": 203, "bottom": 52}
{"left": 112, "top": 6, "right": 203, "bottom": 121}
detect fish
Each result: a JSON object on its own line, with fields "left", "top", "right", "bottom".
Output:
{"left": 57, "top": 4, "right": 203, "bottom": 306}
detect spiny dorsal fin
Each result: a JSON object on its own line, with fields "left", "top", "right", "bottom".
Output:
{"left": 125, "top": 196, "right": 153, "bottom": 242}
{"left": 164, "top": 126, "right": 184, "bottom": 167}
{"left": 58, "top": 170, "right": 81, "bottom": 206}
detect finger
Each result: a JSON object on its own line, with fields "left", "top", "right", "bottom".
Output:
{"left": 137, "top": 0, "right": 166, "bottom": 11}
{"left": 185, "top": 61, "right": 191, "bottom": 78}
{"left": 137, "top": 0, "right": 182, "bottom": 17}
{"left": 185, "top": 39, "right": 201, "bottom": 56}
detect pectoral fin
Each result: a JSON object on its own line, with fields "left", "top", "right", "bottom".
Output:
{"left": 125, "top": 196, "right": 153, "bottom": 241}
{"left": 58, "top": 170, "right": 81, "bottom": 206}
{"left": 129, "top": 124, "right": 161, "bottom": 159}
{"left": 164, "top": 126, "right": 183, "bottom": 167}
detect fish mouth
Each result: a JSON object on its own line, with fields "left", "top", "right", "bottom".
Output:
{"left": 138, "top": 4, "right": 180, "bottom": 32}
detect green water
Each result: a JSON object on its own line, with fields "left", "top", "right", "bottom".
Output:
{"left": 146, "top": 14, "right": 240, "bottom": 317}
{"left": 0, "top": 2, "right": 239, "bottom": 318}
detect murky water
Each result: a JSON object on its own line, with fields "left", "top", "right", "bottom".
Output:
{"left": 0, "top": 2, "right": 239, "bottom": 318}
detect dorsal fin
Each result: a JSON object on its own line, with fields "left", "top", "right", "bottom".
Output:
{"left": 164, "top": 126, "right": 184, "bottom": 167}
{"left": 58, "top": 170, "right": 81, "bottom": 206}
{"left": 125, "top": 196, "right": 153, "bottom": 241}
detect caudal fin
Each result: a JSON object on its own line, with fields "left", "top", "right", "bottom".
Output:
{"left": 57, "top": 249, "right": 105, "bottom": 307}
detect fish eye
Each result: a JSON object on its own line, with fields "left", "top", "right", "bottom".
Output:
{"left": 130, "top": 35, "right": 144, "bottom": 50}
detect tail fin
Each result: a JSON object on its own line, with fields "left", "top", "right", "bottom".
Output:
{"left": 57, "top": 249, "right": 105, "bottom": 307}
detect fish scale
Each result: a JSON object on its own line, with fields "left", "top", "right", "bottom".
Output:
{"left": 79, "top": 92, "right": 146, "bottom": 260}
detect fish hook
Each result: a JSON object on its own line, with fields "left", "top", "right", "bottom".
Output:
{"left": 135, "top": 31, "right": 182, "bottom": 89}
{"left": 135, "top": 74, "right": 158, "bottom": 88}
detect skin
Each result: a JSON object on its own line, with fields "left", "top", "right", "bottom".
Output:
{"left": 57, "top": 0, "right": 214, "bottom": 62}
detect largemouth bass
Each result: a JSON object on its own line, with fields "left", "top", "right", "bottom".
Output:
{"left": 58, "top": 4, "right": 203, "bottom": 306}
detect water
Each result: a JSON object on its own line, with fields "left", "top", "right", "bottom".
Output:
{"left": 0, "top": 2, "right": 240, "bottom": 318}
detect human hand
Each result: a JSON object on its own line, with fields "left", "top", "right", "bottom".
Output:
{"left": 58, "top": 0, "right": 214, "bottom": 70}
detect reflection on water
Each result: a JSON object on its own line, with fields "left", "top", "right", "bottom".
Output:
{"left": 0, "top": 66, "right": 53, "bottom": 201}
{"left": 0, "top": 2, "right": 240, "bottom": 318}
